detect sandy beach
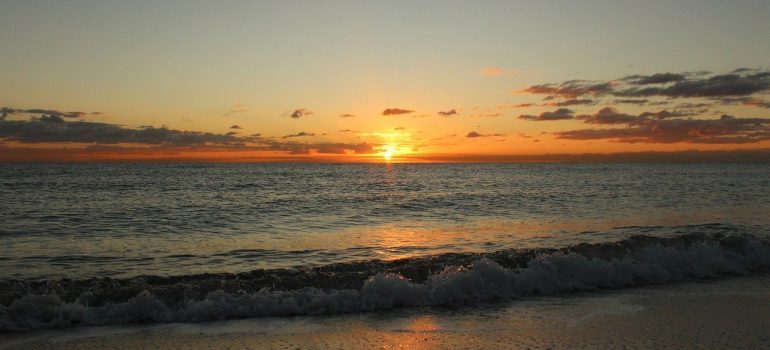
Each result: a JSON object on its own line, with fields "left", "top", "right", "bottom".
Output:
{"left": 3, "top": 275, "right": 769, "bottom": 350}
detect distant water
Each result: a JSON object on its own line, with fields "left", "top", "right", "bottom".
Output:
{"left": 1, "top": 163, "right": 769, "bottom": 330}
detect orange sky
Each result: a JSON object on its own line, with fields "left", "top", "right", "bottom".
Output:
{"left": 2, "top": 2, "right": 770, "bottom": 162}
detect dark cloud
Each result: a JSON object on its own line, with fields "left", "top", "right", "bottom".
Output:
{"left": 282, "top": 131, "right": 315, "bottom": 139}
{"left": 0, "top": 115, "right": 243, "bottom": 146}
{"left": 638, "top": 110, "right": 695, "bottom": 119}
{"left": 393, "top": 127, "right": 405, "bottom": 131}
{"left": 382, "top": 108, "right": 414, "bottom": 116}
{"left": 576, "top": 107, "right": 643, "bottom": 125}
{"left": 466, "top": 131, "right": 504, "bottom": 138}
{"left": 615, "top": 71, "right": 770, "bottom": 98}
{"left": 287, "top": 108, "right": 313, "bottom": 119}
{"left": 521, "top": 81, "right": 614, "bottom": 99}
{"left": 614, "top": 99, "right": 650, "bottom": 105}
{"left": 514, "top": 103, "right": 537, "bottom": 107}
{"left": 675, "top": 102, "right": 712, "bottom": 109}
{"left": 576, "top": 107, "right": 696, "bottom": 125}
{"left": 518, "top": 108, "right": 574, "bottom": 121}
{"left": 545, "top": 99, "right": 595, "bottom": 107}
{"left": 2, "top": 107, "right": 92, "bottom": 119}
{"left": 438, "top": 109, "right": 458, "bottom": 116}
{"left": 556, "top": 114, "right": 770, "bottom": 144}
{"left": 622, "top": 73, "right": 686, "bottom": 85}
{"left": 338, "top": 113, "right": 356, "bottom": 118}
{"left": 230, "top": 125, "right": 242, "bottom": 129}
{"left": 0, "top": 115, "right": 387, "bottom": 157}
{"left": 520, "top": 69, "right": 770, "bottom": 102}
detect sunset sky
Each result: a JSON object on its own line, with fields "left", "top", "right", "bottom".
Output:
{"left": 2, "top": 0, "right": 770, "bottom": 162}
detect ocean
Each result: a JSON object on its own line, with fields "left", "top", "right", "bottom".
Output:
{"left": 1, "top": 163, "right": 769, "bottom": 332}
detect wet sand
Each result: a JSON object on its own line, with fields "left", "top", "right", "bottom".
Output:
{"left": 3, "top": 275, "right": 769, "bottom": 349}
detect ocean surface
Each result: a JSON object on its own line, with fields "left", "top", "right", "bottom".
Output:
{"left": 1, "top": 163, "right": 769, "bottom": 331}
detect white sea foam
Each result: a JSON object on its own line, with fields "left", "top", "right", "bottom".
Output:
{"left": 2, "top": 237, "right": 770, "bottom": 331}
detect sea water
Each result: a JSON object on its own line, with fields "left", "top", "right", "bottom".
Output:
{"left": 1, "top": 163, "right": 769, "bottom": 330}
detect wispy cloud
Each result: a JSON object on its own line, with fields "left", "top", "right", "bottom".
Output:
{"left": 556, "top": 108, "right": 770, "bottom": 144}
{"left": 518, "top": 108, "right": 574, "bottom": 121}
{"left": 282, "top": 131, "right": 315, "bottom": 139}
{"left": 382, "top": 108, "right": 414, "bottom": 116}
{"left": 286, "top": 108, "right": 313, "bottom": 119}
{"left": 1, "top": 107, "right": 93, "bottom": 119}
{"left": 544, "top": 99, "right": 595, "bottom": 107}
{"left": 0, "top": 114, "right": 244, "bottom": 146}
{"left": 438, "top": 109, "right": 458, "bottom": 116}
{"left": 466, "top": 131, "right": 505, "bottom": 138}
{"left": 224, "top": 104, "right": 249, "bottom": 116}
{"left": 520, "top": 81, "right": 614, "bottom": 99}
{"left": 481, "top": 67, "right": 504, "bottom": 76}
{"left": 0, "top": 113, "right": 384, "bottom": 157}
{"left": 520, "top": 69, "right": 770, "bottom": 100}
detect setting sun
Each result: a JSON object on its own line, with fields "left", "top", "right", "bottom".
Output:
{"left": 382, "top": 145, "right": 395, "bottom": 161}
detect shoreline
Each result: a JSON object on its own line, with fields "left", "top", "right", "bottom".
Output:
{"left": 3, "top": 275, "right": 769, "bottom": 349}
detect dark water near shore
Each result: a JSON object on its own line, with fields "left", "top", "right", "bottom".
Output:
{"left": 1, "top": 163, "right": 769, "bottom": 331}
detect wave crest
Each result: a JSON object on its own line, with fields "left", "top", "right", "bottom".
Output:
{"left": 2, "top": 232, "right": 770, "bottom": 331}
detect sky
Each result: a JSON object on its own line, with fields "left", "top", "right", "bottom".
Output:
{"left": 1, "top": 0, "right": 770, "bottom": 162}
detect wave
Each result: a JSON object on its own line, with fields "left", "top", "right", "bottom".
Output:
{"left": 2, "top": 230, "right": 770, "bottom": 331}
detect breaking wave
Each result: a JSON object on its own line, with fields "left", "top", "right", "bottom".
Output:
{"left": 2, "top": 231, "right": 770, "bottom": 331}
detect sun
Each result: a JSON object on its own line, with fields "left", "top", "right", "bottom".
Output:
{"left": 382, "top": 145, "right": 395, "bottom": 162}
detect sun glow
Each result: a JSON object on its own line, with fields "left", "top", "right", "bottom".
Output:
{"left": 382, "top": 145, "right": 395, "bottom": 162}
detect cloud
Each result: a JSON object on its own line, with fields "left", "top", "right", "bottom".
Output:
{"left": 438, "top": 109, "right": 458, "bottom": 116}
{"left": 393, "top": 127, "right": 405, "bottom": 131}
{"left": 744, "top": 98, "right": 770, "bottom": 109}
{"left": 261, "top": 140, "right": 377, "bottom": 155}
{"left": 576, "top": 107, "right": 644, "bottom": 125}
{"left": 287, "top": 108, "right": 313, "bottom": 119}
{"left": 616, "top": 71, "right": 770, "bottom": 98}
{"left": 544, "top": 99, "right": 595, "bottom": 107}
{"left": 0, "top": 115, "right": 244, "bottom": 146}
{"left": 622, "top": 73, "right": 686, "bottom": 85}
{"left": 520, "top": 69, "right": 770, "bottom": 100}
{"left": 2, "top": 107, "right": 92, "bottom": 119}
{"left": 0, "top": 114, "right": 388, "bottom": 158}
{"left": 556, "top": 112, "right": 770, "bottom": 144}
{"left": 481, "top": 67, "right": 504, "bottom": 76}
{"left": 521, "top": 81, "right": 614, "bottom": 99}
{"left": 466, "top": 131, "right": 505, "bottom": 138}
{"left": 470, "top": 113, "right": 503, "bottom": 118}
{"left": 518, "top": 108, "right": 574, "bottom": 121}
{"left": 338, "top": 113, "right": 356, "bottom": 118}
{"left": 224, "top": 104, "right": 249, "bottom": 116}
{"left": 614, "top": 99, "right": 650, "bottom": 105}
{"left": 230, "top": 125, "right": 242, "bottom": 129}
{"left": 575, "top": 107, "right": 696, "bottom": 125}
{"left": 638, "top": 110, "right": 695, "bottom": 119}
{"left": 382, "top": 108, "right": 414, "bottom": 116}
{"left": 282, "top": 131, "right": 315, "bottom": 139}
